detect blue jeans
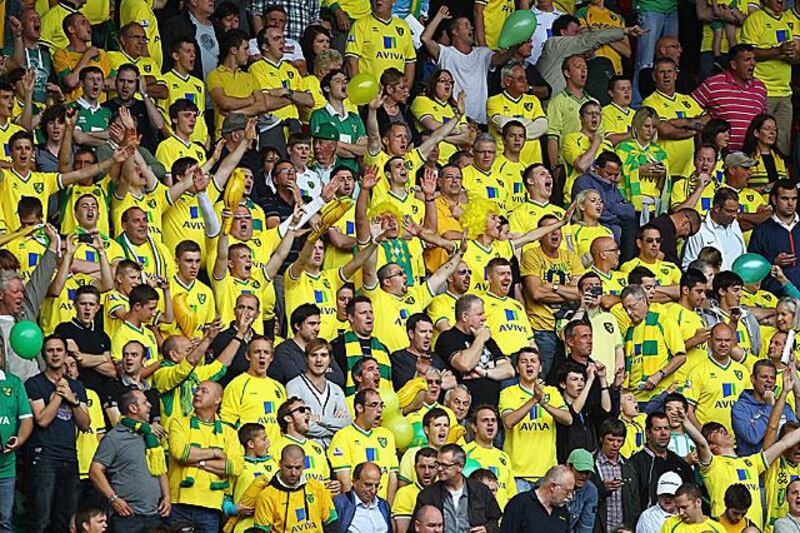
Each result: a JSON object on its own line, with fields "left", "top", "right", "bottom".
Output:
{"left": 0, "top": 477, "right": 14, "bottom": 533}
{"left": 515, "top": 477, "right": 536, "bottom": 493}
{"left": 26, "top": 451, "right": 80, "bottom": 533}
{"left": 632, "top": 10, "right": 679, "bottom": 107}
{"left": 534, "top": 330, "right": 559, "bottom": 378}
{"left": 170, "top": 504, "right": 221, "bottom": 533}
{"left": 110, "top": 513, "right": 163, "bottom": 533}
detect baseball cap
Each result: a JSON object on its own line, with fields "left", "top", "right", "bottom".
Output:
{"left": 567, "top": 449, "right": 595, "bottom": 472}
{"left": 312, "top": 122, "right": 340, "bottom": 141}
{"left": 656, "top": 471, "right": 682, "bottom": 495}
{"left": 221, "top": 113, "right": 248, "bottom": 135}
{"left": 723, "top": 152, "right": 757, "bottom": 170}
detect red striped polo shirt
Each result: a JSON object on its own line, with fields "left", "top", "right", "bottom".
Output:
{"left": 692, "top": 71, "right": 768, "bottom": 151}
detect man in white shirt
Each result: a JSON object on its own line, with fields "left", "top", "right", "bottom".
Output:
{"left": 333, "top": 462, "right": 392, "bottom": 532}
{"left": 682, "top": 187, "right": 746, "bottom": 270}
{"left": 528, "top": 0, "right": 564, "bottom": 65}
{"left": 420, "top": 6, "right": 516, "bottom": 125}
{"left": 636, "top": 471, "right": 681, "bottom": 533}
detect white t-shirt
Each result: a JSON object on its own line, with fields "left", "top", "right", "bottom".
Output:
{"left": 528, "top": 7, "right": 565, "bottom": 66}
{"left": 190, "top": 12, "right": 219, "bottom": 77}
{"left": 447, "top": 485, "right": 465, "bottom": 511}
{"left": 635, "top": 504, "right": 673, "bottom": 533}
{"left": 436, "top": 45, "right": 494, "bottom": 125}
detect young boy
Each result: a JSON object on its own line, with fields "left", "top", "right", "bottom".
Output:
{"left": 225, "top": 423, "right": 278, "bottom": 533}
{"left": 619, "top": 390, "right": 647, "bottom": 459}
{"left": 664, "top": 392, "right": 697, "bottom": 465}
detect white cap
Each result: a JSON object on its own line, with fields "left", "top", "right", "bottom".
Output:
{"left": 656, "top": 471, "right": 682, "bottom": 496}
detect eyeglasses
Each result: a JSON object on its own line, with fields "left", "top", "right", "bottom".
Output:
{"left": 602, "top": 248, "right": 620, "bottom": 254}
{"left": 457, "top": 268, "right": 472, "bottom": 275}
{"left": 643, "top": 237, "right": 662, "bottom": 244}
{"left": 438, "top": 461, "right": 461, "bottom": 469}
{"left": 427, "top": 379, "right": 443, "bottom": 385}
{"left": 386, "top": 271, "right": 405, "bottom": 280}
{"left": 290, "top": 406, "right": 310, "bottom": 415}
{"left": 276, "top": 168, "right": 297, "bottom": 175}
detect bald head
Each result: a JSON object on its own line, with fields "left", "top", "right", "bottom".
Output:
{"left": 656, "top": 36, "right": 681, "bottom": 62}
{"left": 281, "top": 443, "right": 305, "bottom": 462}
{"left": 414, "top": 505, "right": 444, "bottom": 533}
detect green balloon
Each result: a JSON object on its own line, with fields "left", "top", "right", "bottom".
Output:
{"left": 347, "top": 73, "right": 379, "bottom": 105}
{"left": 383, "top": 415, "right": 414, "bottom": 451}
{"left": 732, "top": 253, "right": 771, "bottom": 284}
{"left": 463, "top": 457, "right": 482, "bottom": 476}
{"left": 10, "top": 320, "right": 43, "bottom": 360}
{"left": 409, "top": 420, "right": 428, "bottom": 448}
{"left": 498, "top": 10, "right": 538, "bottom": 49}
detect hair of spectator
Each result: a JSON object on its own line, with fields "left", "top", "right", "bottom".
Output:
{"left": 290, "top": 303, "right": 322, "bottom": 332}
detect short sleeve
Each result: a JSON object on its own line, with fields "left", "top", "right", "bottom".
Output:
{"left": 546, "top": 98, "right": 563, "bottom": 137}
{"left": 254, "top": 488, "right": 278, "bottom": 529}
{"left": 519, "top": 248, "right": 542, "bottom": 277}
{"left": 663, "top": 316, "right": 687, "bottom": 357}
{"left": 328, "top": 430, "right": 351, "bottom": 472}
{"left": 344, "top": 20, "right": 364, "bottom": 59}
{"left": 24, "top": 377, "right": 45, "bottom": 403}
{"left": 92, "top": 430, "right": 119, "bottom": 467}
{"left": 14, "top": 377, "right": 31, "bottom": 417}
{"left": 402, "top": 31, "right": 416, "bottom": 63}
{"left": 561, "top": 134, "right": 584, "bottom": 167}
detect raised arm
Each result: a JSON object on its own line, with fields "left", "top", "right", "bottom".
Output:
{"left": 425, "top": 235, "right": 467, "bottom": 292}
{"left": 417, "top": 92, "right": 465, "bottom": 162}
{"left": 47, "top": 235, "right": 76, "bottom": 297}
{"left": 512, "top": 203, "right": 574, "bottom": 249}
{"left": 682, "top": 411, "right": 713, "bottom": 465}
{"left": 61, "top": 144, "right": 134, "bottom": 187}
{"left": 213, "top": 119, "right": 257, "bottom": 191}
{"left": 421, "top": 6, "right": 449, "bottom": 61}
{"left": 365, "top": 95, "right": 384, "bottom": 155}
{"left": 262, "top": 205, "right": 304, "bottom": 281}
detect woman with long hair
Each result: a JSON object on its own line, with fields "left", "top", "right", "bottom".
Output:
{"left": 572, "top": 189, "right": 614, "bottom": 262}
{"left": 615, "top": 106, "right": 670, "bottom": 222}
{"left": 742, "top": 114, "right": 786, "bottom": 191}
{"left": 300, "top": 24, "right": 332, "bottom": 76}
{"left": 409, "top": 69, "right": 472, "bottom": 164}
{"left": 701, "top": 118, "right": 731, "bottom": 182}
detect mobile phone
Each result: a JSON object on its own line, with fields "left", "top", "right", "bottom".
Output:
{"left": 589, "top": 286, "right": 602, "bottom": 297}
{"left": 77, "top": 233, "right": 93, "bottom": 244}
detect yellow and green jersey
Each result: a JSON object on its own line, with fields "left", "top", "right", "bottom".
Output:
{"left": 254, "top": 477, "right": 337, "bottom": 532}
{"left": 561, "top": 132, "right": 614, "bottom": 204}
{"left": 111, "top": 183, "right": 173, "bottom": 239}
{"left": 272, "top": 434, "right": 330, "bottom": 482}
{"left": 363, "top": 283, "right": 435, "bottom": 353}
{"left": 410, "top": 95, "right": 469, "bottom": 164}
{"left": 285, "top": 267, "right": 347, "bottom": 342}
{"left": 624, "top": 309, "right": 686, "bottom": 402}
{"left": 685, "top": 356, "right": 749, "bottom": 433}
{"left": 229, "top": 455, "right": 278, "bottom": 533}
{"left": 765, "top": 455, "right": 800, "bottom": 533}
{"left": 486, "top": 91, "right": 545, "bottom": 167}
{"left": 463, "top": 441, "right": 517, "bottom": 510}
{"left": 481, "top": 291, "right": 536, "bottom": 355}
{"left": 659, "top": 515, "right": 725, "bottom": 533}
{"left": 0, "top": 168, "right": 61, "bottom": 232}
{"left": 462, "top": 239, "right": 515, "bottom": 293}
{"left": 249, "top": 58, "right": 304, "bottom": 121}
{"left": 602, "top": 103, "right": 633, "bottom": 140}
{"left": 641, "top": 91, "right": 705, "bottom": 178}
{"left": 620, "top": 257, "right": 682, "bottom": 287}
{"left": 344, "top": 14, "right": 416, "bottom": 79}
{"left": 619, "top": 413, "right": 647, "bottom": 459}
{"left": 741, "top": 8, "right": 793, "bottom": 97}
{"left": 111, "top": 321, "right": 159, "bottom": 366}
{"left": 664, "top": 304, "right": 707, "bottom": 388}
{"left": 701, "top": 452, "right": 768, "bottom": 529}
{"left": 160, "top": 69, "right": 208, "bottom": 145}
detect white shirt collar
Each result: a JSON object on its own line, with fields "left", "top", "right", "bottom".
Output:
{"left": 324, "top": 102, "right": 348, "bottom": 120}
{"left": 773, "top": 213, "right": 800, "bottom": 231}
{"left": 0, "top": 369, "right": 6, "bottom": 380}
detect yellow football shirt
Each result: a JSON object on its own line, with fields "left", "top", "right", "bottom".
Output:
{"left": 664, "top": 304, "right": 708, "bottom": 387}
{"left": 620, "top": 257, "right": 681, "bottom": 287}
{"left": 685, "top": 357, "right": 749, "bottom": 433}
{"left": 111, "top": 320, "right": 159, "bottom": 366}
{"left": 3, "top": 231, "right": 48, "bottom": 284}
{"left": 39, "top": 2, "right": 78, "bottom": 50}
{"left": 461, "top": 162, "right": 510, "bottom": 213}
{"left": 701, "top": 452, "right": 768, "bottom": 528}
{"left": 163, "top": 183, "right": 223, "bottom": 266}
{"left": 602, "top": 103, "right": 633, "bottom": 138}
{"left": 272, "top": 434, "right": 330, "bottom": 482}
{"left": 166, "top": 275, "right": 216, "bottom": 338}
{"left": 363, "top": 283, "right": 436, "bottom": 353}
{"left": 211, "top": 274, "right": 271, "bottom": 335}
{"left": 111, "top": 182, "right": 173, "bottom": 239}
{"left": 344, "top": 14, "right": 416, "bottom": 79}
{"left": 561, "top": 131, "right": 614, "bottom": 204}
{"left": 365, "top": 149, "right": 424, "bottom": 200}
{"left": 572, "top": 223, "right": 614, "bottom": 261}
{"left": 103, "top": 289, "right": 129, "bottom": 340}
{"left": 641, "top": 91, "right": 705, "bottom": 179}
{"left": 619, "top": 413, "right": 647, "bottom": 459}
{"left": 60, "top": 177, "right": 112, "bottom": 236}
{"left": 499, "top": 383, "right": 566, "bottom": 480}
{"left": 575, "top": 5, "right": 626, "bottom": 74}
{"left": 322, "top": 203, "right": 356, "bottom": 270}
{"left": 119, "top": 0, "right": 163, "bottom": 70}
{"left": 589, "top": 266, "right": 628, "bottom": 297}
{"left": 494, "top": 155, "right": 527, "bottom": 210}
{"left": 765, "top": 455, "right": 800, "bottom": 532}
{"left": 741, "top": 8, "right": 793, "bottom": 97}
{"left": 284, "top": 267, "right": 346, "bottom": 342}
{"left": 392, "top": 482, "right": 421, "bottom": 520}
{"left": 155, "top": 134, "right": 208, "bottom": 174}
{"left": 462, "top": 239, "right": 515, "bottom": 293}
{"left": 0, "top": 121, "right": 25, "bottom": 162}
{"left": 206, "top": 65, "right": 258, "bottom": 137}
{"left": 670, "top": 176, "right": 717, "bottom": 215}
{"left": 409, "top": 95, "right": 469, "bottom": 164}
{"left": 220, "top": 373, "right": 287, "bottom": 446}
{"left": 76, "top": 388, "right": 105, "bottom": 479}
{"left": 254, "top": 477, "right": 337, "bottom": 532}
{"left": 474, "top": 0, "right": 514, "bottom": 49}
{"left": 328, "top": 423, "right": 399, "bottom": 500}
{"left": 116, "top": 233, "right": 175, "bottom": 280}
{"left": 481, "top": 291, "right": 536, "bottom": 355}
{"left": 486, "top": 91, "right": 546, "bottom": 167}
{"left": 0, "top": 168, "right": 62, "bottom": 232}
{"left": 160, "top": 70, "right": 209, "bottom": 145}
{"left": 375, "top": 189, "right": 425, "bottom": 226}
{"left": 462, "top": 441, "right": 517, "bottom": 510}
{"left": 659, "top": 515, "right": 725, "bottom": 533}
{"left": 249, "top": 58, "right": 303, "bottom": 121}
{"left": 39, "top": 274, "right": 85, "bottom": 335}
{"left": 520, "top": 245, "right": 584, "bottom": 331}
{"left": 229, "top": 455, "right": 278, "bottom": 533}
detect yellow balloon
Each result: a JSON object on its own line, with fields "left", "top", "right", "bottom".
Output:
{"left": 383, "top": 415, "right": 414, "bottom": 451}
{"left": 379, "top": 386, "right": 401, "bottom": 417}
{"left": 348, "top": 73, "right": 379, "bottom": 105}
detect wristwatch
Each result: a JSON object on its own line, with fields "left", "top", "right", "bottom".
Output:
{"left": 199, "top": 460, "right": 206, "bottom": 469}
{"left": 108, "top": 494, "right": 118, "bottom": 504}
{"left": 552, "top": 284, "right": 560, "bottom": 293}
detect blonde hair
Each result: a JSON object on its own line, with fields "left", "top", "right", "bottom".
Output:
{"left": 314, "top": 49, "right": 343, "bottom": 77}
{"left": 460, "top": 197, "right": 499, "bottom": 239}
{"left": 777, "top": 297, "right": 800, "bottom": 331}
{"left": 632, "top": 106, "right": 659, "bottom": 141}
{"left": 573, "top": 188, "right": 601, "bottom": 223}
{"left": 367, "top": 200, "right": 404, "bottom": 225}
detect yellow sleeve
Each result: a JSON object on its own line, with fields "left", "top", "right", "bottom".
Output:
{"left": 486, "top": 95, "right": 502, "bottom": 123}
{"left": 754, "top": 451, "right": 769, "bottom": 475}
{"left": 670, "top": 177, "right": 690, "bottom": 209}
{"left": 152, "top": 359, "right": 194, "bottom": 392}
{"left": 219, "top": 378, "right": 241, "bottom": 427}
{"left": 547, "top": 97, "right": 564, "bottom": 137}
{"left": 224, "top": 426, "right": 245, "bottom": 477}
{"left": 410, "top": 96, "right": 434, "bottom": 122}
{"left": 198, "top": 360, "right": 227, "bottom": 382}
{"left": 254, "top": 488, "right": 277, "bottom": 530}
{"left": 561, "top": 134, "right": 584, "bottom": 167}
{"left": 398, "top": 449, "right": 416, "bottom": 483}
{"left": 320, "top": 483, "right": 338, "bottom": 525}
{"left": 519, "top": 248, "right": 541, "bottom": 277}
{"left": 402, "top": 31, "right": 416, "bottom": 63}
{"left": 344, "top": 19, "right": 365, "bottom": 59}
{"left": 663, "top": 316, "right": 687, "bottom": 357}
{"left": 168, "top": 416, "right": 191, "bottom": 462}
{"left": 498, "top": 387, "right": 514, "bottom": 414}
{"left": 328, "top": 430, "right": 351, "bottom": 472}
{"left": 392, "top": 486, "right": 416, "bottom": 518}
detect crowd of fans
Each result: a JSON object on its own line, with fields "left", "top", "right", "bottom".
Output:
{"left": 7, "top": 0, "right": 800, "bottom": 531}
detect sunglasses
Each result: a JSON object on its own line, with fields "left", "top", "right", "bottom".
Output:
{"left": 290, "top": 406, "right": 310, "bottom": 415}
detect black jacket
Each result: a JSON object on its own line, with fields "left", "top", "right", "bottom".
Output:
{"left": 411, "top": 478, "right": 502, "bottom": 533}
{"left": 159, "top": 10, "right": 225, "bottom": 78}
{"left": 500, "top": 489, "right": 569, "bottom": 533}
{"left": 628, "top": 447, "right": 695, "bottom": 513}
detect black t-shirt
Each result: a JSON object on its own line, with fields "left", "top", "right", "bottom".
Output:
{"left": 54, "top": 319, "right": 112, "bottom": 394}
{"left": 101, "top": 378, "right": 161, "bottom": 423}
{"left": 389, "top": 349, "right": 446, "bottom": 392}
{"left": 649, "top": 213, "right": 680, "bottom": 266}
{"left": 434, "top": 327, "right": 505, "bottom": 408}
{"left": 103, "top": 98, "right": 160, "bottom": 153}
{"left": 24, "top": 372, "right": 88, "bottom": 461}
{"left": 258, "top": 191, "right": 312, "bottom": 273}
{"left": 209, "top": 326, "right": 249, "bottom": 388}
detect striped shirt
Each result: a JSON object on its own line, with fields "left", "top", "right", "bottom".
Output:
{"left": 692, "top": 70, "right": 767, "bottom": 151}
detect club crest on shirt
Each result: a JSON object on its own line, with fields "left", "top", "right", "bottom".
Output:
{"left": 378, "top": 437, "right": 387, "bottom": 448}
{"left": 2, "top": 386, "right": 11, "bottom": 397}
